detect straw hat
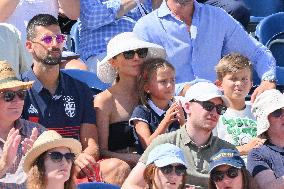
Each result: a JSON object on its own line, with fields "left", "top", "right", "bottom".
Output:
{"left": 97, "top": 32, "right": 167, "bottom": 83}
{"left": 0, "top": 60, "right": 34, "bottom": 90}
{"left": 23, "top": 130, "right": 82, "bottom": 173}
{"left": 252, "top": 89, "right": 284, "bottom": 136}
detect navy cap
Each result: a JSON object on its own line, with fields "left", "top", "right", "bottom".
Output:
{"left": 209, "top": 149, "right": 245, "bottom": 173}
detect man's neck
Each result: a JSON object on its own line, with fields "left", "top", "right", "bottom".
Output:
{"left": 186, "top": 123, "right": 212, "bottom": 147}
{"left": 166, "top": 0, "right": 194, "bottom": 26}
{"left": 33, "top": 63, "right": 60, "bottom": 95}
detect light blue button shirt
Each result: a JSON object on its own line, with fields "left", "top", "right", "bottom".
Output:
{"left": 133, "top": 0, "right": 276, "bottom": 84}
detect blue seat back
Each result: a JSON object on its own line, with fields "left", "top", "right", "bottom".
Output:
{"left": 61, "top": 69, "right": 110, "bottom": 94}
{"left": 243, "top": 0, "right": 284, "bottom": 22}
{"left": 255, "top": 12, "right": 284, "bottom": 45}
{"left": 77, "top": 182, "right": 121, "bottom": 189}
{"left": 70, "top": 21, "right": 80, "bottom": 53}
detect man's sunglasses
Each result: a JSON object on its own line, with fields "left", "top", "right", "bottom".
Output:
{"left": 211, "top": 167, "right": 239, "bottom": 182}
{"left": 47, "top": 151, "right": 75, "bottom": 163}
{"left": 191, "top": 100, "right": 227, "bottom": 115}
{"left": 159, "top": 164, "right": 187, "bottom": 176}
{"left": 0, "top": 90, "right": 27, "bottom": 102}
{"left": 41, "top": 34, "right": 66, "bottom": 45}
{"left": 270, "top": 108, "right": 284, "bottom": 118}
{"left": 122, "top": 48, "right": 148, "bottom": 59}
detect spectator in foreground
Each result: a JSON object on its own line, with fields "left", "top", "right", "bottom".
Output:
{"left": 122, "top": 82, "right": 236, "bottom": 189}
{"left": 144, "top": 143, "right": 187, "bottom": 189}
{"left": 23, "top": 130, "right": 82, "bottom": 189}
{"left": 247, "top": 89, "right": 284, "bottom": 189}
{"left": 0, "top": 60, "right": 45, "bottom": 189}
{"left": 209, "top": 149, "right": 258, "bottom": 189}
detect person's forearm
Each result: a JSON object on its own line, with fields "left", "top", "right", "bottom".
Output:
{"left": 116, "top": 0, "right": 143, "bottom": 18}
{"left": 101, "top": 149, "right": 140, "bottom": 167}
{"left": 58, "top": 0, "right": 80, "bottom": 20}
{"left": 0, "top": 0, "right": 19, "bottom": 22}
{"left": 0, "top": 158, "right": 8, "bottom": 178}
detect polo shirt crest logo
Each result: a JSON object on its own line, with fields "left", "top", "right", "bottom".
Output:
{"left": 28, "top": 104, "right": 38, "bottom": 114}
{"left": 63, "top": 95, "right": 76, "bottom": 118}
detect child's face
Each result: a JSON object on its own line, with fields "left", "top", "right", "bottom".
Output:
{"left": 219, "top": 68, "right": 252, "bottom": 100}
{"left": 145, "top": 67, "right": 175, "bottom": 104}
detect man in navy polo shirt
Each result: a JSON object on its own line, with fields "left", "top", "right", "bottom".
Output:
{"left": 21, "top": 14, "right": 131, "bottom": 185}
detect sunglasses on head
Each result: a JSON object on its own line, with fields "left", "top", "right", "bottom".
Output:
{"left": 47, "top": 151, "right": 75, "bottom": 163}
{"left": 122, "top": 48, "right": 148, "bottom": 59}
{"left": 270, "top": 108, "right": 284, "bottom": 118}
{"left": 41, "top": 34, "right": 66, "bottom": 45}
{"left": 0, "top": 90, "right": 27, "bottom": 102}
{"left": 211, "top": 167, "right": 239, "bottom": 182}
{"left": 159, "top": 164, "right": 187, "bottom": 176}
{"left": 191, "top": 100, "right": 227, "bottom": 115}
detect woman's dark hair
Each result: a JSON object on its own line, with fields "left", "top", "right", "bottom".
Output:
{"left": 208, "top": 166, "right": 258, "bottom": 189}
{"left": 137, "top": 58, "right": 175, "bottom": 107}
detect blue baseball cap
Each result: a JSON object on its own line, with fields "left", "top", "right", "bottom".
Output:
{"left": 209, "top": 149, "right": 245, "bottom": 173}
{"left": 146, "top": 143, "right": 188, "bottom": 168}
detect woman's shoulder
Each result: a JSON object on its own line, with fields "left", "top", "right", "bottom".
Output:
{"left": 94, "top": 89, "right": 114, "bottom": 107}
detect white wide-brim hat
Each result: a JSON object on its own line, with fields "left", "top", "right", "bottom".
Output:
{"left": 23, "top": 130, "right": 82, "bottom": 173}
{"left": 97, "top": 32, "right": 167, "bottom": 83}
{"left": 252, "top": 89, "right": 284, "bottom": 136}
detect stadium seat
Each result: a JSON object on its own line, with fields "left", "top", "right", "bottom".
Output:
{"left": 77, "top": 182, "right": 121, "bottom": 189}
{"left": 61, "top": 69, "right": 110, "bottom": 94}
{"left": 243, "top": 0, "right": 284, "bottom": 23}
{"left": 70, "top": 21, "right": 80, "bottom": 53}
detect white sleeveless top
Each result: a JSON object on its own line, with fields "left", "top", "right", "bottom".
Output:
{"left": 6, "top": 0, "right": 59, "bottom": 41}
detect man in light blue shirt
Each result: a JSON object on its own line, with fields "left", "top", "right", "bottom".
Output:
{"left": 133, "top": 0, "right": 276, "bottom": 102}
{"left": 80, "top": 0, "right": 161, "bottom": 73}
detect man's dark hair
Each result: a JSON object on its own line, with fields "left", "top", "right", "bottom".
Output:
{"left": 26, "top": 14, "right": 59, "bottom": 40}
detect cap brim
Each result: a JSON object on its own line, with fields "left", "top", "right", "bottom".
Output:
{"left": 0, "top": 80, "right": 34, "bottom": 90}
{"left": 209, "top": 161, "right": 244, "bottom": 173}
{"left": 154, "top": 157, "right": 188, "bottom": 168}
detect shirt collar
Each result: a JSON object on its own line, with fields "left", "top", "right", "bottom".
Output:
{"left": 181, "top": 125, "right": 213, "bottom": 148}
{"left": 148, "top": 99, "right": 172, "bottom": 116}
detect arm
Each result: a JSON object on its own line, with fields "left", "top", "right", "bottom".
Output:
{"left": 58, "top": 0, "right": 80, "bottom": 20}
{"left": 94, "top": 92, "right": 140, "bottom": 167}
{"left": 122, "top": 162, "right": 147, "bottom": 189}
{"left": 236, "top": 138, "right": 266, "bottom": 155}
{"left": 254, "top": 170, "right": 284, "bottom": 189}
{"left": 80, "top": 0, "right": 140, "bottom": 30}
{"left": 0, "top": 0, "right": 19, "bottom": 22}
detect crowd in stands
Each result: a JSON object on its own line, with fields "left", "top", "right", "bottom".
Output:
{"left": 0, "top": 0, "right": 283, "bottom": 189}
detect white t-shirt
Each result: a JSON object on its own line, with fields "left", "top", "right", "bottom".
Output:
{"left": 213, "top": 103, "right": 257, "bottom": 146}
{"left": 6, "top": 0, "right": 58, "bottom": 41}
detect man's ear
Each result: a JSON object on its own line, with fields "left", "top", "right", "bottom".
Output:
{"left": 183, "top": 101, "right": 191, "bottom": 114}
{"left": 25, "top": 41, "right": 33, "bottom": 53}
{"left": 215, "top": 79, "right": 223, "bottom": 90}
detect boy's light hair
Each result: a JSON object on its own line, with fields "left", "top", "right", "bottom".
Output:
{"left": 215, "top": 53, "right": 253, "bottom": 81}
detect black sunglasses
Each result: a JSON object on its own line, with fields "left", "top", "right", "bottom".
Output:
{"left": 0, "top": 90, "right": 27, "bottom": 102}
{"left": 191, "top": 100, "right": 227, "bottom": 115}
{"left": 47, "top": 151, "right": 75, "bottom": 163}
{"left": 270, "top": 108, "right": 284, "bottom": 118}
{"left": 159, "top": 164, "right": 187, "bottom": 176}
{"left": 122, "top": 48, "right": 148, "bottom": 59}
{"left": 211, "top": 167, "right": 239, "bottom": 182}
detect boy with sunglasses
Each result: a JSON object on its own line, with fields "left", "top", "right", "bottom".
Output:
{"left": 247, "top": 89, "right": 284, "bottom": 189}
{"left": 214, "top": 53, "right": 265, "bottom": 160}
{"left": 123, "top": 82, "right": 236, "bottom": 189}
{"left": 0, "top": 60, "right": 46, "bottom": 189}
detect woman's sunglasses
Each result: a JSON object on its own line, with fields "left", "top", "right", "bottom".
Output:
{"left": 122, "top": 48, "right": 148, "bottom": 59}
{"left": 41, "top": 34, "right": 66, "bottom": 45}
{"left": 270, "top": 108, "right": 284, "bottom": 118}
{"left": 0, "top": 90, "right": 27, "bottom": 102}
{"left": 159, "top": 164, "right": 187, "bottom": 176}
{"left": 211, "top": 167, "right": 239, "bottom": 182}
{"left": 191, "top": 100, "right": 227, "bottom": 115}
{"left": 47, "top": 151, "right": 75, "bottom": 163}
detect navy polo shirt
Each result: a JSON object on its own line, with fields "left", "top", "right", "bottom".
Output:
{"left": 21, "top": 69, "right": 96, "bottom": 140}
{"left": 129, "top": 100, "right": 180, "bottom": 154}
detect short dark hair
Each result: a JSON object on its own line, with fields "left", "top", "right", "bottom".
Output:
{"left": 26, "top": 14, "right": 59, "bottom": 40}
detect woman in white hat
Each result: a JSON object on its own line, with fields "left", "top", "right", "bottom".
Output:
{"left": 143, "top": 143, "right": 187, "bottom": 189}
{"left": 94, "top": 32, "right": 166, "bottom": 168}
{"left": 247, "top": 89, "right": 284, "bottom": 189}
{"left": 23, "top": 130, "right": 82, "bottom": 189}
